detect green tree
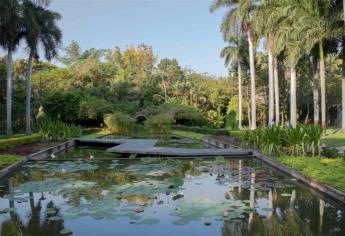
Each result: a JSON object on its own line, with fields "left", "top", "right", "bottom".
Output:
{"left": 211, "top": 0, "right": 258, "bottom": 129}
{"left": 23, "top": 0, "right": 62, "bottom": 134}
{"left": 0, "top": 0, "right": 24, "bottom": 136}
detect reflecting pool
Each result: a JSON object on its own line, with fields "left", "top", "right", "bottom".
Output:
{"left": 0, "top": 149, "right": 344, "bottom": 236}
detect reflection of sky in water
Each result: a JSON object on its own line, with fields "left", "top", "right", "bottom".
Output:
{"left": 0, "top": 152, "right": 343, "bottom": 236}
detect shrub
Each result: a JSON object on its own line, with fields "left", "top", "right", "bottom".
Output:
{"left": 104, "top": 112, "right": 135, "bottom": 135}
{"left": 78, "top": 96, "right": 114, "bottom": 123}
{"left": 0, "top": 134, "right": 42, "bottom": 150}
{"left": 225, "top": 110, "right": 238, "bottom": 130}
{"left": 145, "top": 114, "right": 173, "bottom": 134}
{"left": 37, "top": 119, "right": 82, "bottom": 141}
{"left": 141, "top": 103, "right": 207, "bottom": 126}
{"left": 42, "top": 91, "right": 81, "bottom": 123}
{"left": 241, "top": 125, "right": 323, "bottom": 157}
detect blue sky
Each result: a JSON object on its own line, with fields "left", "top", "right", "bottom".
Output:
{"left": 3, "top": 0, "right": 230, "bottom": 76}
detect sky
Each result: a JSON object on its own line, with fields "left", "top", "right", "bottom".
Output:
{"left": 2, "top": 0, "right": 230, "bottom": 76}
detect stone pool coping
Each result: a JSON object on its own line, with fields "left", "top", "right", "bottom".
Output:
{"left": 0, "top": 140, "right": 74, "bottom": 179}
{"left": 1, "top": 136, "right": 345, "bottom": 204}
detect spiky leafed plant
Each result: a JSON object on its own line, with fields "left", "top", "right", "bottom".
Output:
{"left": 23, "top": 0, "right": 62, "bottom": 134}
{"left": 211, "top": 0, "right": 259, "bottom": 130}
{"left": 220, "top": 33, "right": 248, "bottom": 130}
{"left": 0, "top": 0, "right": 25, "bottom": 136}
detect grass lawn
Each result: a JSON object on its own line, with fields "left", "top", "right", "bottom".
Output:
{"left": 82, "top": 129, "right": 110, "bottom": 138}
{"left": 276, "top": 156, "right": 345, "bottom": 192}
{"left": 171, "top": 130, "right": 208, "bottom": 140}
{"left": 0, "top": 155, "right": 23, "bottom": 169}
{"left": 0, "top": 134, "right": 42, "bottom": 149}
{"left": 322, "top": 128, "right": 345, "bottom": 146}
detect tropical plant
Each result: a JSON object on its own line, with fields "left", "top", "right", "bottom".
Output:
{"left": 211, "top": 0, "right": 258, "bottom": 129}
{"left": 37, "top": 119, "right": 81, "bottom": 141}
{"left": 144, "top": 114, "right": 173, "bottom": 134}
{"left": 221, "top": 34, "right": 248, "bottom": 130}
{"left": 22, "top": 0, "right": 62, "bottom": 134}
{"left": 104, "top": 112, "right": 134, "bottom": 135}
{"left": 301, "top": 124, "right": 323, "bottom": 156}
{"left": 0, "top": 0, "right": 24, "bottom": 136}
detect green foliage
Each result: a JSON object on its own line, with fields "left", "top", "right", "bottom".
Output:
{"left": 171, "top": 130, "right": 208, "bottom": 140}
{"left": 0, "top": 134, "right": 42, "bottom": 150}
{"left": 276, "top": 156, "right": 345, "bottom": 192}
{"left": 78, "top": 96, "right": 114, "bottom": 122}
{"left": 0, "top": 155, "right": 23, "bottom": 168}
{"left": 37, "top": 119, "right": 82, "bottom": 141}
{"left": 225, "top": 110, "right": 238, "bottom": 131}
{"left": 145, "top": 114, "right": 173, "bottom": 134}
{"left": 141, "top": 103, "right": 207, "bottom": 126}
{"left": 104, "top": 112, "right": 135, "bottom": 135}
{"left": 1, "top": 220, "right": 23, "bottom": 236}
{"left": 173, "top": 126, "right": 228, "bottom": 135}
{"left": 241, "top": 125, "right": 323, "bottom": 156}
{"left": 166, "top": 104, "right": 206, "bottom": 126}
{"left": 42, "top": 91, "right": 81, "bottom": 123}
{"left": 206, "top": 107, "right": 225, "bottom": 128}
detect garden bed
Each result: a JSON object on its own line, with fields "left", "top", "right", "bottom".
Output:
{"left": 0, "top": 141, "right": 62, "bottom": 156}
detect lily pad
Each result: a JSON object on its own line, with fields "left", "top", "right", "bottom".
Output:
{"left": 142, "top": 218, "right": 160, "bottom": 225}
{"left": 60, "top": 229, "right": 73, "bottom": 235}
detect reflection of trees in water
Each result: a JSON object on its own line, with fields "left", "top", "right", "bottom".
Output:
{"left": 1, "top": 201, "right": 64, "bottom": 236}
{"left": 222, "top": 219, "right": 248, "bottom": 236}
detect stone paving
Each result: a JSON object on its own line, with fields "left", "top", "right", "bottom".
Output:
{"left": 75, "top": 138, "right": 253, "bottom": 157}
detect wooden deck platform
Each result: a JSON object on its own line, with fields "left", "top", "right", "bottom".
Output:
{"left": 75, "top": 138, "right": 253, "bottom": 157}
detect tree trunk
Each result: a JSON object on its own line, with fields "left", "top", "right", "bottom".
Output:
{"left": 342, "top": 43, "right": 345, "bottom": 132}
{"left": 238, "top": 62, "right": 242, "bottom": 130}
{"left": 268, "top": 46, "right": 274, "bottom": 126}
{"left": 26, "top": 53, "right": 33, "bottom": 134}
{"left": 342, "top": 1, "right": 345, "bottom": 132}
{"left": 162, "top": 78, "right": 168, "bottom": 103}
{"left": 311, "top": 55, "right": 320, "bottom": 124}
{"left": 273, "top": 57, "right": 280, "bottom": 125}
{"left": 248, "top": 31, "right": 256, "bottom": 130}
{"left": 6, "top": 49, "right": 13, "bottom": 136}
{"left": 319, "top": 42, "right": 326, "bottom": 132}
{"left": 290, "top": 66, "right": 297, "bottom": 128}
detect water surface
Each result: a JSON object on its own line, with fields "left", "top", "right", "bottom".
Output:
{"left": 0, "top": 149, "right": 344, "bottom": 236}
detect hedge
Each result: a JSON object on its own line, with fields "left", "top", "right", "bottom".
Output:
{"left": 0, "top": 134, "right": 42, "bottom": 150}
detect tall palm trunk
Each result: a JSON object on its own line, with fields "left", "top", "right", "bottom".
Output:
{"left": 268, "top": 46, "right": 274, "bottom": 126}
{"left": 247, "top": 31, "right": 256, "bottom": 129}
{"left": 6, "top": 49, "right": 13, "bottom": 136}
{"left": 273, "top": 57, "right": 280, "bottom": 125}
{"left": 26, "top": 53, "right": 33, "bottom": 134}
{"left": 342, "top": 5, "right": 345, "bottom": 132}
{"left": 319, "top": 42, "right": 326, "bottom": 132}
{"left": 238, "top": 62, "right": 242, "bottom": 130}
{"left": 342, "top": 54, "right": 345, "bottom": 132}
{"left": 290, "top": 66, "right": 297, "bottom": 128}
{"left": 311, "top": 55, "right": 320, "bottom": 124}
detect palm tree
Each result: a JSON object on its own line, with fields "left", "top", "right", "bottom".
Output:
{"left": 221, "top": 36, "right": 248, "bottom": 130}
{"left": 23, "top": 1, "right": 62, "bottom": 134}
{"left": 0, "top": 0, "right": 24, "bottom": 136}
{"left": 342, "top": 0, "right": 345, "bottom": 132}
{"left": 211, "top": 0, "right": 258, "bottom": 130}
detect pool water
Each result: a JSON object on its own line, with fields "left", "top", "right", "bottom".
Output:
{"left": 0, "top": 149, "right": 344, "bottom": 236}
